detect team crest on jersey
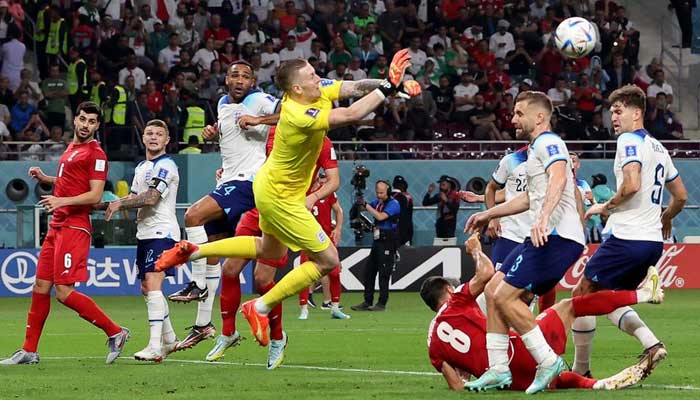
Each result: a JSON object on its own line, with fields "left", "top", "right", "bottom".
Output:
{"left": 320, "top": 79, "right": 334, "bottom": 87}
{"left": 317, "top": 230, "right": 327, "bottom": 244}
{"left": 305, "top": 108, "right": 320, "bottom": 118}
{"left": 546, "top": 144, "right": 560, "bottom": 156}
{"left": 625, "top": 145, "right": 637, "bottom": 157}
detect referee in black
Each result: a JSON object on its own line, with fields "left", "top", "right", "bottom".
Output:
{"left": 351, "top": 180, "right": 401, "bottom": 312}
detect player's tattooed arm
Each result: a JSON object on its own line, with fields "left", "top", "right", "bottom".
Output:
{"left": 105, "top": 189, "right": 160, "bottom": 221}
{"left": 338, "top": 79, "right": 385, "bottom": 100}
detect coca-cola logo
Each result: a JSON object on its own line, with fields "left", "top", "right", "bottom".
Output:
{"left": 559, "top": 244, "right": 688, "bottom": 289}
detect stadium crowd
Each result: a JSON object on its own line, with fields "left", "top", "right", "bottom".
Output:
{"left": 0, "top": 0, "right": 685, "bottom": 161}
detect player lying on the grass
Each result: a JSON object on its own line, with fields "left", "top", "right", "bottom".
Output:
{"left": 420, "top": 232, "right": 662, "bottom": 392}
{"left": 1, "top": 102, "right": 129, "bottom": 365}
{"left": 104, "top": 120, "right": 180, "bottom": 362}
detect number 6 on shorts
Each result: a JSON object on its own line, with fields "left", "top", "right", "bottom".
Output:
{"left": 64, "top": 253, "right": 72, "bottom": 269}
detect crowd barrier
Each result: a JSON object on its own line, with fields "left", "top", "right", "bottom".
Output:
{"left": 0, "top": 244, "right": 697, "bottom": 297}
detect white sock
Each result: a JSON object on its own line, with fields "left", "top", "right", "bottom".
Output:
{"left": 521, "top": 326, "right": 557, "bottom": 367}
{"left": 475, "top": 293, "right": 488, "bottom": 315}
{"left": 572, "top": 316, "right": 596, "bottom": 374}
{"left": 195, "top": 262, "right": 221, "bottom": 327}
{"left": 486, "top": 333, "right": 510, "bottom": 373}
{"left": 161, "top": 296, "right": 176, "bottom": 344}
{"left": 607, "top": 307, "right": 659, "bottom": 349}
{"left": 330, "top": 302, "right": 340, "bottom": 312}
{"left": 300, "top": 304, "right": 308, "bottom": 312}
{"left": 254, "top": 298, "right": 272, "bottom": 315}
{"left": 186, "top": 226, "right": 208, "bottom": 289}
{"left": 146, "top": 291, "right": 165, "bottom": 350}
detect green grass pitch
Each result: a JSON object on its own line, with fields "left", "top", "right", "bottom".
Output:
{"left": 1, "top": 290, "right": 699, "bottom": 399}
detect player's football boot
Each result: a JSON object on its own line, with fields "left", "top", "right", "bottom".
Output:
{"left": 162, "top": 340, "right": 179, "bottom": 359}
{"left": 638, "top": 266, "right": 664, "bottom": 304}
{"left": 0, "top": 349, "right": 40, "bottom": 365}
{"left": 321, "top": 301, "right": 344, "bottom": 310}
{"left": 525, "top": 356, "right": 566, "bottom": 394}
{"left": 593, "top": 364, "right": 645, "bottom": 390}
{"left": 134, "top": 346, "right": 164, "bottom": 363}
{"left": 168, "top": 281, "right": 209, "bottom": 303}
{"left": 637, "top": 342, "right": 668, "bottom": 378}
{"left": 205, "top": 331, "right": 242, "bottom": 362}
{"left": 106, "top": 327, "right": 131, "bottom": 364}
{"left": 175, "top": 323, "right": 217, "bottom": 351}
{"left": 267, "top": 331, "right": 288, "bottom": 370}
{"left": 331, "top": 309, "right": 351, "bottom": 319}
{"left": 298, "top": 308, "right": 309, "bottom": 320}
{"left": 155, "top": 240, "right": 199, "bottom": 271}
{"left": 465, "top": 368, "right": 513, "bottom": 391}
{"left": 307, "top": 293, "right": 317, "bottom": 308}
{"left": 241, "top": 300, "right": 270, "bottom": 346}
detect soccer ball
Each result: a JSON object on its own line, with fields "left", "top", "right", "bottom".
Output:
{"left": 554, "top": 17, "right": 597, "bottom": 58}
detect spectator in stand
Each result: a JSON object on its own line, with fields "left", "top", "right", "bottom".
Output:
{"left": 471, "top": 39, "right": 496, "bottom": 72}
{"left": 417, "top": 58, "right": 440, "bottom": 88}
{"left": 133, "top": 91, "right": 155, "bottom": 134}
{"left": 250, "top": 0, "right": 275, "bottom": 26}
{"left": 259, "top": 39, "right": 280, "bottom": 80}
{"left": 166, "top": 50, "right": 199, "bottom": 85}
{"left": 453, "top": 72, "right": 479, "bottom": 121}
{"left": 99, "top": 15, "right": 119, "bottom": 42}
{"left": 18, "top": 126, "right": 43, "bottom": 162}
{"left": 489, "top": 19, "right": 515, "bottom": 59}
{"left": 78, "top": 0, "right": 100, "bottom": 27}
{"left": 147, "top": 21, "right": 170, "bottom": 62}
{"left": 193, "top": 37, "right": 219, "bottom": 71}
{"left": 466, "top": 93, "right": 507, "bottom": 141}
{"left": 429, "top": 75, "right": 454, "bottom": 122}
{"left": 14, "top": 69, "right": 42, "bottom": 109}
{"left": 328, "top": 36, "right": 352, "bottom": 69}
{"left": 278, "top": 1, "right": 299, "bottom": 34}
{"left": 0, "top": 114, "right": 9, "bottom": 140}
{"left": 446, "top": 39, "right": 469, "bottom": 74}
{"left": 0, "top": 101, "right": 9, "bottom": 126}
{"left": 337, "top": 18, "right": 359, "bottom": 53}
{"left": 441, "top": 0, "right": 465, "bottom": 21}
{"left": 606, "top": 53, "right": 634, "bottom": 92}
{"left": 309, "top": 39, "right": 328, "bottom": 69}
{"left": 327, "top": 62, "right": 347, "bottom": 80}
{"left": 279, "top": 35, "right": 305, "bottom": 62}
{"left": 404, "top": 91, "right": 437, "bottom": 140}
{"left": 547, "top": 77, "right": 572, "bottom": 107}
{"left": 44, "top": 125, "right": 66, "bottom": 161}
{"left": 0, "top": 25, "right": 24, "bottom": 91}
{"left": 505, "top": 38, "right": 533, "bottom": 82}
{"left": 487, "top": 57, "right": 511, "bottom": 89}
{"left": 353, "top": 35, "right": 379, "bottom": 70}
{"left": 178, "top": 13, "right": 201, "bottom": 52}
{"left": 145, "top": 79, "right": 164, "bottom": 114}
{"left": 428, "top": 25, "right": 451, "bottom": 50}
{"left": 237, "top": 16, "right": 266, "bottom": 50}
{"left": 377, "top": 0, "right": 404, "bottom": 50}
{"left": 366, "top": 22, "right": 384, "bottom": 55}
{"left": 369, "top": 54, "right": 388, "bottom": 79}
{"left": 645, "top": 92, "right": 684, "bottom": 140}
{"left": 71, "top": 15, "right": 98, "bottom": 59}
{"left": 292, "top": 16, "right": 317, "bottom": 58}
{"left": 118, "top": 54, "right": 147, "bottom": 91}
{"left": 193, "top": 3, "right": 211, "bottom": 39}
{"left": 354, "top": 2, "right": 375, "bottom": 29}
{"left": 161, "top": 87, "right": 183, "bottom": 142}
{"left": 179, "top": 135, "right": 202, "bottom": 154}
{"left": 646, "top": 69, "right": 674, "bottom": 106}
{"left": 582, "top": 111, "right": 611, "bottom": 157}
{"left": 41, "top": 65, "right": 69, "bottom": 129}
{"left": 529, "top": 0, "right": 548, "bottom": 20}
{"left": 219, "top": 39, "right": 238, "bottom": 67}
{"left": 423, "top": 175, "right": 461, "bottom": 244}
{"left": 573, "top": 72, "right": 602, "bottom": 123}
{"left": 205, "top": 14, "right": 233, "bottom": 50}
{"left": 407, "top": 37, "right": 427, "bottom": 75}
{"left": 158, "top": 33, "right": 182, "bottom": 76}
{"left": 137, "top": 4, "right": 160, "bottom": 32}
{"left": 554, "top": 0, "right": 577, "bottom": 19}
{"left": 535, "top": 38, "right": 563, "bottom": 90}
{"left": 347, "top": 56, "right": 367, "bottom": 80}
{"left": 495, "top": 92, "right": 515, "bottom": 139}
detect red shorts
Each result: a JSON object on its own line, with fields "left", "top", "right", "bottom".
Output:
{"left": 235, "top": 209, "right": 288, "bottom": 268}
{"left": 508, "top": 309, "right": 568, "bottom": 391}
{"left": 36, "top": 226, "right": 91, "bottom": 285}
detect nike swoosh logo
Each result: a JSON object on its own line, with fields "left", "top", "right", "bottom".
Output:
{"left": 652, "top": 274, "right": 659, "bottom": 297}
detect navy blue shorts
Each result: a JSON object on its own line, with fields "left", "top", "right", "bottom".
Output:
{"left": 584, "top": 235, "right": 663, "bottom": 290}
{"left": 490, "top": 237, "right": 522, "bottom": 272}
{"left": 136, "top": 238, "right": 178, "bottom": 280}
{"left": 502, "top": 236, "right": 584, "bottom": 295}
{"left": 204, "top": 180, "right": 256, "bottom": 236}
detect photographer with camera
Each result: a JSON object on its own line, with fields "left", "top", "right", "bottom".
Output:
{"left": 351, "top": 180, "right": 401, "bottom": 312}
{"left": 391, "top": 175, "right": 413, "bottom": 248}
{"left": 423, "top": 175, "right": 461, "bottom": 245}
{"left": 349, "top": 164, "right": 374, "bottom": 243}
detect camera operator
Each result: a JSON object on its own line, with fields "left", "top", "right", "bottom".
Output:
{"left": 351, "top": 180, "right": 400, "bottom": 312}
{"left": 391, "top": 175, "right": 414, "bottom": 247}
{"left": 422, "top": 175, "right": 461, "bottom": 245}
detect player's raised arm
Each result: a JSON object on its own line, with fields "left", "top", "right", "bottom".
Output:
{"left": 28, "top": 166, "right": 56, "bottom": 185}
{"left": 465, "top": 232, "right": 495, "bottom": 298}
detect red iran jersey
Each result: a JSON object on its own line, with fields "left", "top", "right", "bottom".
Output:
{"left": 427, "top": 284, "right": 489, "bottom": 378}
{"left": 51, "top": 140, "right": 108, "bottom": 231}
{"left": 311, "top": 191, "right": 337, "bottom": 235}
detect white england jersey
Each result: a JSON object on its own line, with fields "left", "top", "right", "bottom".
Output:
{"left": 576, "top": 178, "right": 593, "bottom": 206}
{"left": 526, "top": 132, "right": 585, "bottom": 245}
{"left": 605, "top": 129, "right": 678, "bottom": 242}
{"left": 218, "top": 91, "right": 279, "bottom": 184}
{"left": 491, "top": 147, "right": 532, "bottom": 243}
{"left": 131, "top": 155, "right": 181, "bottom": 241}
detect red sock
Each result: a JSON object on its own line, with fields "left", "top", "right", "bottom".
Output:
{"left": 299, "top": 287, "right": 309, "bottom": 306}
{"left": 258, "top": 281, "right": 283, "bottom": 341}
{"left": 220, "top": 273, "right": 241, "bottom": 337}
{"left": 62, "top": 291, "right": 121, "bottom": 337}
{"left": 329, "top": 266, "right": 341, "bottom": 303}
{"left": 572, "top": 290, "right": 638, "bottom": 317}
{"left": 553, "top": 371, "right": 597, "bottom": 389}
{"left": 22, "top": 292, "right": 51, "bottom": 352}
{"left": 538, "top": 288, "right": 556, "bottom": 312}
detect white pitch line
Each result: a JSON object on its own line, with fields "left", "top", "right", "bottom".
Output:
{"left": 38, "top": 356, "right": 700, "bottom": 390}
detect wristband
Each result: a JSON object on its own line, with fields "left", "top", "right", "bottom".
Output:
{"left": 376, "top": 79, "right": 396, "bottom": 98}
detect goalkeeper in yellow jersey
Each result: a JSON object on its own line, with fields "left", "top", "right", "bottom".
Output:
{"left": 157, "top": 50, "right": 421, "bottom": 346}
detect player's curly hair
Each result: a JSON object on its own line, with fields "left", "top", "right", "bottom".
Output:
{"left": 276, "top": 59, "right": 308, "bottom": 92}
{"left": 609, "top": 84, "right": 646, "bottom": 114}
{"left": 420, "top": 276, "right": 459, "bottom": 312}
{"left": 515, "top": 91, "right": 553, "bottom": 115}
